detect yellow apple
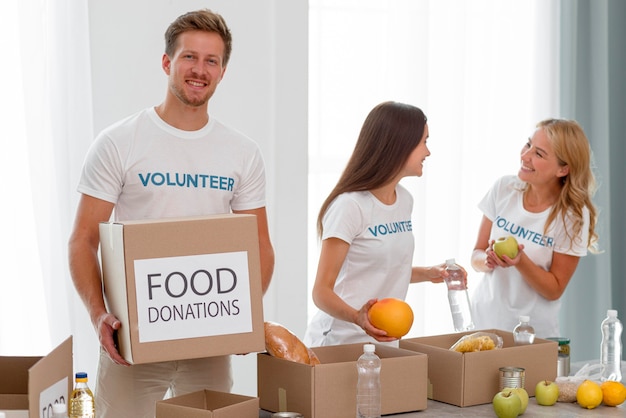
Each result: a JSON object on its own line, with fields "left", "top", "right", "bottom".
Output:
{"left": 504, "top": 387, "right": 528, "bottom": 414}
{"left": 535, "top": 380, "right": 559, "bottom": 406}
{"left": 493, "top": 236, "right": 519, "bottom": 259}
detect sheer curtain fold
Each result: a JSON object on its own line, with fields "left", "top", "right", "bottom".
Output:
{"left": 0, "top": 0, "right": 93, "bottom": 356}
{"left": 559, "top": 0, "right": 626, "bottom": 363}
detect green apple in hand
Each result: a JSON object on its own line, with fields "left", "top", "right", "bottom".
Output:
{"left": 492, "top": 389, "right": 522, "bottom": 418}
{"left": 535, "top": 380, "right": 559, "bottom": 406}
{"left": 493, "top": 236, "right": 519, "bottom": 259}
{"left": 503, "top": 387, "right": 529, "bottom": 414}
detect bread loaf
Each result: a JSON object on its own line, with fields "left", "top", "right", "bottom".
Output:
{"left": 264, "top": 321, "right": 319, "bottom": 365}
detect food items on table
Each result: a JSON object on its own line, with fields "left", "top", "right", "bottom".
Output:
{"left": 556, "top": 379, "right": 579, "bottom": 403}
{"left": 264, "top": 321, "right": 320, "bottom": 365}
{"left": 576, "top": 379, "right": 603, "bottom": 409}
{"left": 600, "top": 380, "right": 626, "bottom": 407}
{"left": 450, "top": 332, "right": 503, "bottom": 353}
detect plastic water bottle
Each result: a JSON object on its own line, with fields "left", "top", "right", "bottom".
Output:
{"left": 356, "top": 343, "right": 381, "bottom": 418}
{"left": 444, "top": 259, "right": 474, "bottom": 332}
{"left": 69, "top": 372, "right": 95, "bottom": 418}
{"left": 513, "top": 315, "right": 536, "bottom": 345}
{"left": 600, "top": 309, "right": 623, "bottom": 382}
{"left": 52, "top": 403, "right": 68, "bottom": 418}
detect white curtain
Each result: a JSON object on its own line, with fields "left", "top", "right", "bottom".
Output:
{"left": 308, "top": 0, "right": 560, "bottom": 336}
{"left": 0, "top": 0, "right": 92, "bottom": 357}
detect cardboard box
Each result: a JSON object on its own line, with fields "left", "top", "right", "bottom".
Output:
{"left": 257, "top": 343, "right": 428, "bottom": 418}
{"left": 99, "top": 214, "right": 265, "bottom": 365}
{"left": 0, "top": 336, "right": 73, "bottom": 418}
{"left": 156, "top": 390, "right": 259, "bottom": 418}
{"left": 400, "top": 329, "right": 558, "bottom": 407}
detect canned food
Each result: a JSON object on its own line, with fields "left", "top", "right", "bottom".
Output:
{"left": 547, "top": 337, "right": 571, "bottom": 377}
{"left": 271, "top": 413, "right": 304, "bottom": 418}
{"left": 499, "top": 366, "right": 525, "bottom": 390}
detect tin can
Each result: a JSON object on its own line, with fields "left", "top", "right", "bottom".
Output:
{"left": 547, "top": 337, "right": 571, "bottom": 377}
{"left": 499, "top": 366, "right": 525, "bottom": 390}
{"left": 271, "top": 413, "right": 304, "bottom": 418}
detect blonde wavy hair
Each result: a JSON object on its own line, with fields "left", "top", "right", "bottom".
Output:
{"left": 534, "top": 118, "right": 599, "bottom": 252}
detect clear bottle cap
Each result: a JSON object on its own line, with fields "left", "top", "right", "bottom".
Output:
{"left": 445, "top": 258, "right": 455, "bottom": 266}
{"left": 363, "top": 343, "right": 375, "bottom": 353}
{"left": 608, "top": 309, "right": 617, "bottom": 317}
{"left": 519, "top": 315, "right": 530, "bottom": 323}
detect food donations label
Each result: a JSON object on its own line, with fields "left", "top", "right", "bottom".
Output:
{"left": 134, "top": 251, "right": 252, "bottom": 342}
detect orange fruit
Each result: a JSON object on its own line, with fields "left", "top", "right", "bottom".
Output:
{"left": 367, "top": 298, "right": 414, "bottom": 338}
{"left": 576, "top": 379, "right": 603, "bottom": 409}
{"left": 601, "top": 381, "right": 626, "bottom": 406}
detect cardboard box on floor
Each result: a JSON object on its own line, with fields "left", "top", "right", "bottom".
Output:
{"left": 156, "top": 389, "right": 259, "bottom": 418}
{"left": 0, "top": 336, "right": 73, "bottom": 418}
{"left": 257, "top": 343, "right": 428, "bottom": 418}
{"left": 400, "top": 329, "right": 558, "bottom": 407}
{"left": 99, "top": 214, "right": 265, "bottom": 365}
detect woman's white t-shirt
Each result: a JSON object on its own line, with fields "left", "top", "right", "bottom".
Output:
{"left": 471, "top": 175, "right": 589, "bottom": 337}
{"left": 304, "top": 185, "right": 415, "bottom": 347}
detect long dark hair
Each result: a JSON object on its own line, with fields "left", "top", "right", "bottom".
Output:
{"left": 317, "top": 101, "right": 427, "bottom": 237}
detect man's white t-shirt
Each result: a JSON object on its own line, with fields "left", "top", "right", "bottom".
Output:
{"left": 304, "top": 185, "right": 415, "bottom": 347}
{"left": 471, "top": 175, "right": 589, "bottom": 337}
{"left": 78, "top": 107, "right": 266, "bottom": 221}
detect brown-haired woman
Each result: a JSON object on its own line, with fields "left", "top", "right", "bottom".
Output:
{"left": 304, "top": 101, "right": 455, "bottom": 347}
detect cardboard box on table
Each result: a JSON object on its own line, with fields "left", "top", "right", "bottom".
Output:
{"left": 99, "top": 214, "right": 265, "bottom": 365}
{"left": 0, "top": 336, "right": 73, "bottom": 418}
{"left": 257, "top": 343, "right": 428, "bottom": 418}
{"left": 156, "top": 389, "right": 259, "bottom": 418}
{"left": 400, "top": 329, "right": 558, "bottom": 407}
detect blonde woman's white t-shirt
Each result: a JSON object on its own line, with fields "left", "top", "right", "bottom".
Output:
{"left": 471, "top": 175, "right": 589, "bottom": 337}
{"left": 304, "top": 185, "right": 415, "bottom": 347}
{"left": 78, "top": 107, "right": 266, "bottom": 221}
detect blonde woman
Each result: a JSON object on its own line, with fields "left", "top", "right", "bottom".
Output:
{"left": 471, "top": 119, "right": 599, "bottom": 337}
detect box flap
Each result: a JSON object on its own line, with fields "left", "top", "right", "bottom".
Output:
{"left": 155, "top": 389, "right": 258, "bottom": 418}
{"left": 28, "top": 336, "right": 73, "bottom": 417}
{"left": 100, "top": 221, "right": 134, "bottom": 363}
{"left": 0, "top": 356, "right": 39, "bottom": 394}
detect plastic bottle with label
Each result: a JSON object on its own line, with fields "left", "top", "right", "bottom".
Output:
{"left": 356, "top": 343, "right": 381, "bottom": 418}
{"left": 69, "top": 372, "right": 95, "bottom": 418}
{"left": 600, "top": 309, "right": 623, "bottom": 382}
{"left": 444, "top": 259, "right": 475, "bottom": 332}
{"left": 513, "top": 315, "right": 536, "bottom": 345}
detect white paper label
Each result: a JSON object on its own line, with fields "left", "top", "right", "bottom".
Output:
{"left": 38, "top": 377, "right": 68, "bottom": 418}
{"left": 134, "top": 251, "right": 252, "bottom": 342}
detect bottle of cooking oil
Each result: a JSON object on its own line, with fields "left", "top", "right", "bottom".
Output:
{"left": 69, "top": 372, "right": 95, "bottom": 418}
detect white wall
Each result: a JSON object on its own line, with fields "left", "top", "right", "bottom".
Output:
{"left": 87, "top": 0, "right": 308, "bottom": 396}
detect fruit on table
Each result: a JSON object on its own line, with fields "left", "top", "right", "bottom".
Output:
{"left": 503, "top": 387, "right": 528, "bottom": 414}
{"left": 368, "top": 298, "right": 414, "bottom": 338}
{"left": 601, "top": 380, "right": 626, "bottom": 406}
{"left": 492, "top": 389, "right": 522, "bottom": 418}
{"left": 576, "top": 379, "right": 603, "bottom": 409}
{"left": 535, "top": 380, "right": 559, "bottom": 406}
{"left": 493, "top": 236, "right": 519, "bottom": 259}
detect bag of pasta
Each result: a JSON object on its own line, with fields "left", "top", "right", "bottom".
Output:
{"left": 450, "top": 331, "right": 503, "bottom": 353}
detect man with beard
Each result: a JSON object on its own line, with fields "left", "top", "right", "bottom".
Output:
{"left": 68, "top": 9, "right": 274, "bottom": 417}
